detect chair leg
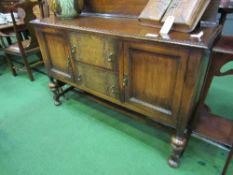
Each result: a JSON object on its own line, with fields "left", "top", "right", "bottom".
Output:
{"left": 5, "top": 54, "right": 17, "bottom": 76}
{"left": 22, "top": 55, "right": 34, "bottom": 81}
{"left": 36, "top": 52, "right": 43, "bottom": 62}
{"left": 6, "top": 37, "right": 12, "bottom": 45}
{"left": 222, "top": 146, "right": 233, "bottom": 175}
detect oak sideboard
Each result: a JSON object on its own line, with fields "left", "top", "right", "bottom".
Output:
{"left": 31, "top": 3, "right": 221, "bottom": 167}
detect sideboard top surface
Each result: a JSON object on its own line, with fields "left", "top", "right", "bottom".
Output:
{"left": 31, "top": 15, "right": 221, "bottom": 49}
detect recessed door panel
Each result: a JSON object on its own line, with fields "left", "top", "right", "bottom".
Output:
{"left": 36, "top": 28, "right": 74, "bottom": 82}
{"left": 124, "top": 42, "right": 189, "bottom": 125}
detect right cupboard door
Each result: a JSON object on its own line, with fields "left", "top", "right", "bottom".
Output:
{"left": 123, "top": 42, "right": 189, "bottom": 127}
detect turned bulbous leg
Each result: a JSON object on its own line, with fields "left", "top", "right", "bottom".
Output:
{"left": 168, "top": 136, "right": 186, "bottom": 168}
{"left": 49, "top": 81, "right": 62, "bottom": 106}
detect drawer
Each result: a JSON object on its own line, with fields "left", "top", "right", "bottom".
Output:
{"left": 69, "top": 32, "right": 119, "bottom": 70}
{"left": 76, "top": 63, "right": 120, "bottom": 100}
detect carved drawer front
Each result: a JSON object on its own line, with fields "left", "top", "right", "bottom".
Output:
{"left": 76, "top": 63, "right": 120, "bottom": 100}
{"left": 69, "top": 32, "right": 119, "bottom": 70}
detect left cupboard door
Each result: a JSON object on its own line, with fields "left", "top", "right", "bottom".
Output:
{"left": 35, "top": 27, "right": 74, "bottom": 83}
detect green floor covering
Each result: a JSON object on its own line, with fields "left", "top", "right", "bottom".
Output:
{"left": 0, "top": 59, "right": 232, "bottom": 175}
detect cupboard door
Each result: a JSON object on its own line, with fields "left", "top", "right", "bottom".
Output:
{"left": 69, "top": 32, "right": 119, "bottom": 70}
{"left": 123, "top": 42, "right": 189, "bottom": 126}
{"left": 36, "top": 28, "right": 74, "bottom": 82}
{"left": 76, "top": 63, "right": 120, "bottom": 100}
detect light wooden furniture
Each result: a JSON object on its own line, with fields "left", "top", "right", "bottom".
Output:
{"left": 0, "top": 0, "right": 44, "bottom": 81}
{"left": 31, "top": 0, "right": 221, "bottom": 167}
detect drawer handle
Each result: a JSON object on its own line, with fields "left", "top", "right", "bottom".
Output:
{"left": 71, "top": 45, "right": 76, "bottom": 54}
{"left": 67, "top": 55, "right": 71, "bottom": 69}
{"left": 123, "top": 75, "right": 128, "bottom": 87}
{"left": 110, "top": 85, "right": 116, "bottom": 93}
{"left": 106, "top": 85, "right": 116, "bottom": 96}
{"left": 77, "top": 75, "right": 82, "bottom": 82}
{"left": 107, "top": 52, "right": 114, "bottom": 62}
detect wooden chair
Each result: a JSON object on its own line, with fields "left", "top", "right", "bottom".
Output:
{"left": 0, "top": 0, "right": 44, "bottom": 81}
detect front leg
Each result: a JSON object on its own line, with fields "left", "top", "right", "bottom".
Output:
{"left": 168, "top": 135, "right": 187, "bottom": 168}
{"left": 49, "top": 80, "right": 62, "bottom": 106}
{"left": 48, "top": 77, "right": 74, "bottom": 106}
{"left": 48, "top": 77, "right": 66, "bottom": 106}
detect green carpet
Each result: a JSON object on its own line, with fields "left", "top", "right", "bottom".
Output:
{"left": 0, "top": 58, "right": 232, "bottom": 175}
